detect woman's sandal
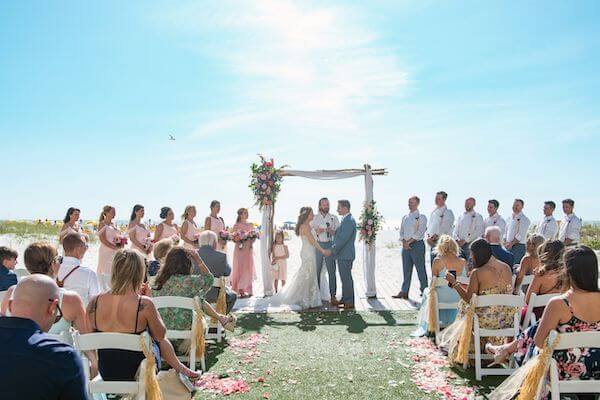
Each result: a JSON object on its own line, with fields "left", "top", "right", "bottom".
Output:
{"left": 485, "top": 343, "right": 511, "bottom": 367}
{"left": 218, "top": 314, "right": 237, "bottom": 332}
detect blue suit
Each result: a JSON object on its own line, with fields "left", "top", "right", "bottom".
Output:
{"left": 331, "top": 213, "right": 356, "bottom": 304}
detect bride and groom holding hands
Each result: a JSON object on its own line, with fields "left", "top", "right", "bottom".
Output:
{"left": 270, "top": 198, "right": 356, "bottom": 310}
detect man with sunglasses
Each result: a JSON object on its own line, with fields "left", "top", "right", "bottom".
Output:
{"left": 0, "top": 275, "right": 88, "bottom": 399}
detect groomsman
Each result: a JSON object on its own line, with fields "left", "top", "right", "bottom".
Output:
{"left": 393, "top": 196, "right": 428, "bottom": 300}
{"left": 453, "top": 197, "right": 485, "bottom": 264}
{"left": 311, "top": 197, "right": 339, "bottom": 304}
{"left": 504, "top": 199, "right": 531, "bottom": 264}
{"left": 535, "top": 201, "right": 558, "bottom": 240}
{"left": 426, "top": 191, "right": 455, "bottom": 265}
{"left": 559, "top": 199, "right": 582, "bottom": 246}
{"left": 484, "top": 199, "right": 506, "bottom": 237}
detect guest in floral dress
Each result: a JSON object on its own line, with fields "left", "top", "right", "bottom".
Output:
{"left": 441, "top": 239, "right": 516, "bottom": 360}
{"left": 230, "top": 208, "right": 256, "bottom": 298}
{"left": 151, "top": 247, "right": 235, "bottom": 350}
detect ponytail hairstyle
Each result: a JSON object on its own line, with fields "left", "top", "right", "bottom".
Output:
{"left": 160, "top": 207, "right": 172, "bottom": 220}
{"left": 99, "top": 205, "right": 113, "bottom": 225}
{"left": 63, "top": 207, "right": 80, "bottom": 224}
{"left": 236, "top": 208, "right": 248, "bottom": 224}
{"left": 181, "top": 205, "right": 196, "bottom": 220}
{"left": 130, "top": 204, "right": 144, "bottom": 222}
{"left": 295, "top": 207, "right": 313, "bottom": 236}
{"left": 564, "top": 245, "right": 599, "bottom": 292}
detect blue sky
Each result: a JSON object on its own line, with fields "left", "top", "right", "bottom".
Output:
{"left": 1, "top": 0, "right": 599, "bottom": 226}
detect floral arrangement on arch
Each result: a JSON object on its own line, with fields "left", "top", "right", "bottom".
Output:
{"left": 249, "top": 155, "right": 288, "bottom": 210}
{"left": 358, "top": 200, "right": 383, "bottom": 245}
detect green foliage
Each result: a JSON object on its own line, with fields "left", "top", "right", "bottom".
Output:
{"left": 358, "top": 200, "right": 384, "bottom": 245}
{"left": 0, "top": 220, "right": 61, "bottom": 237}
{"left": 581, "top": 223, "right": 600, "bottom": 250}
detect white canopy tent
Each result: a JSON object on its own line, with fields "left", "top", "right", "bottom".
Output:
{"left": 259, "top": 164, "right": 387, "bottom": 297}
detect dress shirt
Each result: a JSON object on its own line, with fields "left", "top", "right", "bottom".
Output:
{"left": 426, "top": 206, "right": 455, "bottom": 237}
{"left": 399, "top": 210, "right": 428, "bottom": 241}
{"left": 453, "top": 211, "right": 485, "bottom": 243}
{"left": 0, "top": 265, "right": 17, "bottom": 291}
{"left": 312, "top": 212, "right": 339, "bottom": 242}
{"left": 0, "top": 316, "right": 88, "bottom": 400}
{"left": 559, "top": 213, "right": 582, "bottom": 242}
{"left": 536, "top": 216, "right": 558, "bottom": 240}
{"left": 58, "top": 256, "right": 101, "bottom": 305}
{"left": 484, "top": 213, "right": 507, "bottom": 237}
{"left": 504, "top": 212, "right": 531, "bottom": 244}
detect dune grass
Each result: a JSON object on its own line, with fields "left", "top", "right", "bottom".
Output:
{"left": 197, "top": 311, "right": 500, "bottom": 399}
{"left": 0, "top": 220, "right": 97, "bottom": 243}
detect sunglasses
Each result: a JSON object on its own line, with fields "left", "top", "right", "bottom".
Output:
{"left": 54, "top": 255, "right": 64, "bottom": 265}
{"left": 48, "top": 298, "right": 63, "bottom": 324}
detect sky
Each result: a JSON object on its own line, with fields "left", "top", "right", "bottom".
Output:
{"left": 1, "top": 0, "right": 599, "bottom": 226}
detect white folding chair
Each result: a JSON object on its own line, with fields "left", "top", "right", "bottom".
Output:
{"left": 206, "top": 277, "right": 227, "bottom": 343}
{"left": 98, "top": 274, "right": 111, "bottom": 291}
{"left": 521, "top": 293, "right": 556, "bottom": 329}
{"left": 432, "top": 276, "right": 469, "bottom": 345}
{"left": 73, "top": 331, "right": 150, "bottom": 399}
{"left": 471, "top": 293, "right": 524, "bottom": 380}
{"left": 547, "top": 330, "right": 600, "bottom": 400}
{"left": 15, "top": 269, "right": 29, "bottom": 280}
{"left": 153, "top": 296, "right": 206, "bottom": 371}
{"left": 518, "top": 274, "right": 534, "bottom": 295}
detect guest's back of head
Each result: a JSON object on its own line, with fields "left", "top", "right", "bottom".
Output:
{"left": 24, "top": 242, "right": 57, "bottom": 276}
{"left": 564, "top": 245, "right": 599, "bottom": 293}
{"left": 110, "top": 249, "right": 145, "bottom": 295}
{"left": 435, "top": 235, "right": 459, "bottom": 257}
{"left": 154, "top": 247, "right": 192, "bottom": 290}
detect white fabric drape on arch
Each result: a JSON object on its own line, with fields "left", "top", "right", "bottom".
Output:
{"left": 261, "top": 204, "right": 274, "bottom": 296}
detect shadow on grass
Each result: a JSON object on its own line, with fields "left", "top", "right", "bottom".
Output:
{"left": 235, "top": 310, "right": 414, "bottom": 334}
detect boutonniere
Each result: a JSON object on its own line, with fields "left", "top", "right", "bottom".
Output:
{"left": 415, "top": 216, "right": 420, "bottom": 220}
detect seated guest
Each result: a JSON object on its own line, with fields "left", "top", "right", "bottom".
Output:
{"left": 441, "top": 239, "right": 514, "bottom": 365}
{"left": 58, "top": 233, "right": 100, "bottom": 305}
{"left": 152, "top": 247, "right": 235, "bottom": 349}
{"left": 0, "top": 246, "right": 18, "bottom": 291}
{"left": 522, "top": 240, "right": 567, "bottom": 321}
{"left": 87, "top": 249, "right": 199, "bottom": 381}
{"left": 413, "top": 235, "right": 467, "bottom": 337}
{"left": 198, "top": 231, "right": 237, "bottom": 313}
{"left": 1, "top": 242, "right": 89, "bottom": 337}
{"left": 487, "top": 246, "right": 600, "bottom": 399}
{"left": 513, "top": 234, "right": 545, "bottom": 294}
{"left": 148, "top": 238, "right": 174, "bottom": 277}
{"left": 484, "top": 226, "right": 514, "bottom": 268}
{"left": 0, "top": 275, "right": 87, "bottom": 399}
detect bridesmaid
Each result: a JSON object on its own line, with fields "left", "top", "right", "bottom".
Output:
{"left": 153, "top": 207, "right": 180, "bottom": 243}
{"left": 127, "top": 204, "right": 153, "bottom": 257}
{"left": 59, "top": 207, "right": 83, "bottom": 244}
{"left": 230, "top": 208, "right": 256, "bottom": 298}
{"left": 97, "top": 205, "right": 122, "bottom": 289}
{"left": 204, "top": 200, "right": 226, "bottom": 250}
{"left": 180, "top": 205, "right": 201, "bottom": 250}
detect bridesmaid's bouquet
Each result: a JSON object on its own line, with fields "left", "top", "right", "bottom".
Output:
{"left": 232, "top": 229, "right": 260, "bottom": 249}
{"left": 219, "top": 230, "right": 232, "bottom": 242}
{"left": 114, "top": 235, "right": 128, "bottom": 248}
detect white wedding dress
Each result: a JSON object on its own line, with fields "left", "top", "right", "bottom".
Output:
{"left": 269, "top": 235, "right": 329, "bottom": 310}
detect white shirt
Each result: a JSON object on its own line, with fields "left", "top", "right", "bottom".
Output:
{"left": 58, "top": 256, "right": 101, "bottom": 305}
{"left": 453, "top": 210, "right": 485, "bottom": 243}
{"left": 504, "top": 212, "right": 531, "bottom": 244}
{"left": 559, "top": 213, "right": 582, "bottom": 242}
{"left": 311, "top": 212, "right": 340, "bottom": 242}
{"left": 426, "top": 206, "right": 455, "bottom": 237}
{"left": 399, "top": 210, "right": 428, "bottom": 241}
{"left": 536, "top": 216, "right": 558, "bottom": 240}
{"left": 484, "top": 213, "right": 507, "bottom": 237}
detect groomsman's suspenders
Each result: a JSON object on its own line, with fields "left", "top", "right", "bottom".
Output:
{"left": 56, "top": 265, "right": 80, "bottom": 288}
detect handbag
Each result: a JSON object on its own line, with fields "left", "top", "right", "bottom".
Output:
{"left": 157, "top": 369, "right": 196, "bottom": 400}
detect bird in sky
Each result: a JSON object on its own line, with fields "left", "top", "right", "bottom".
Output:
{"left": 169, "top": 134, "right": 176, "bottom": 141}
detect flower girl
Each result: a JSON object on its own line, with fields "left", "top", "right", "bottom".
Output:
{"left": 271, "top": 231, "right": 289, "bottom": 293}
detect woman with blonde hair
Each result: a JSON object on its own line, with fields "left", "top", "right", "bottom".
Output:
{"left": 413, "top": 235, "right": 467, "bottom": 337}
{"left": 87, "top": 249, "right": 199, "bottom": 381}
{"left": 97, "top": 205, "right": 123, "bottom": 287}
{"left": 513, "top": 233, "right": 545, "bottom": 294}
{"left": 180, "top": 205, "right": 201, "bottom": 250}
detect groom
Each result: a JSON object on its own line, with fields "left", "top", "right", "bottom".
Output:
{"left": 324, "top": 200, "right": 356, "bottom": 309}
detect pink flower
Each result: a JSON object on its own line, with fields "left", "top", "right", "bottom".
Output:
{"left": 564, "top": 362, "right": 586, "bottom": 378}
{"left": 261, "top": 183, "right": 267, "bottom": 189}
{"left": 367, "top": 219, "right": 373, "bottom": 225}
{"left": 266, "top": 187, "right": 272, "bottom": 194}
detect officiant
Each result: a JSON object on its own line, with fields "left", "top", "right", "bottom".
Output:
{"left": 311, "top": 197, "right": 340, "bottom": 305}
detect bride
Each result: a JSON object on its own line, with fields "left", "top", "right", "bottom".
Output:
{"left": 269, "top": 206, "right": 330, "bottom": 310}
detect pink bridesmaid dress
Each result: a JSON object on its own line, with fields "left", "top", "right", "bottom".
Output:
{"left": 97, "top": 223, "right": 121, "bottom": 276}
{"left": 59, "top": 223, "right": 82, "bottom": 243}
{"left": 182, "top": 220, "right": 200, "bottom": 250}
{"left": 209, "top": 216, "right": 226, "bottom": 250}
{"left": 156, "top": 222, "right": 179, "bottom": 241}
{"left": 231, "top": 222, "right": 256, "bottom": 295}
{"left": 128, "top": 224, "right": 152, "bottom": 255}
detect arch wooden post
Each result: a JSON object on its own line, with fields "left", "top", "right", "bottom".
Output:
{"left": 363, "top": 164, "right": 377, "bottom": 297}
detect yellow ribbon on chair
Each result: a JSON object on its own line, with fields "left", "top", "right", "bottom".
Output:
{"left": 516, "top": 333, "right": 561, "bottom": 400}
{"left": 139, "top": 336, "right": 162, "bottom": 400}
{"left": 192, "top": 296, "right": 206, "bottom": 359}
{"left": 216, "top": 277, "right": 227, "bottom": 316}
{"left": 427, "top": 285, "right": 438, "bottom": 334}
{"left": 454, "top": 300, "right": 475, "bottom": 366}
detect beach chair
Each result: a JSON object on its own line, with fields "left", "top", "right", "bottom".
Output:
{"left": 547, "top": 330, "right": 600, "bottom": 400}
{"left": 153, "top": 296, "right": 206, "bottom": 371}
{"left": 471, "top": 294, "right": 524, "bottom": 380}
{"left": 73, "top": 331, "right": 151, "bottom": 399}
{"left": 432, "top": 276, "right": 469, "bottom": 345}
{"left": 521, "top": 293, "right": 556, "bottom": 329}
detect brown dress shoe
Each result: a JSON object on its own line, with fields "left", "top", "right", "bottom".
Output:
{"left": 343, "top": 303, "right": 355, "bottom": 310}
{"left": 330, "top": 296, "right": 340, "bottom": 305}
{"left": 392, "top": 291, "right": 408, "bottom": 299}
